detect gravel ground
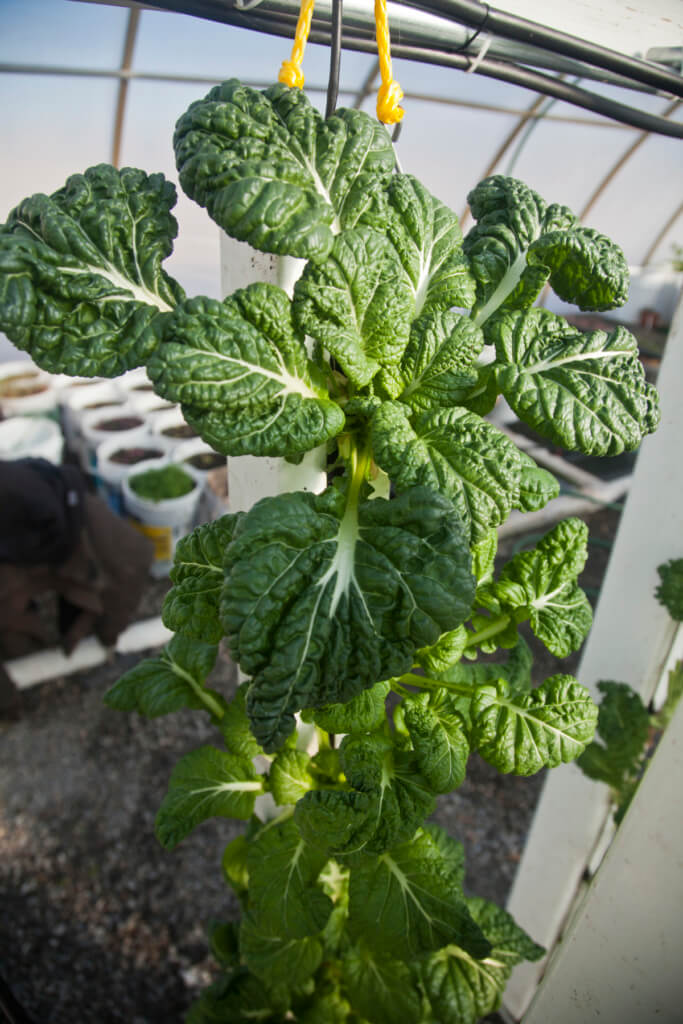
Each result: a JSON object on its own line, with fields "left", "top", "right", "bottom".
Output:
{"left": 0, "top": 508, "right": 619, "bottom": 1023}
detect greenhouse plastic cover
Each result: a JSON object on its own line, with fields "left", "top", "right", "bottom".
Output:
{"left": 1, "top": 0, "right": 681, "bottom": 362}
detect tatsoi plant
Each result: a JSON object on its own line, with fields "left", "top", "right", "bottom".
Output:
{"left": 578, "top": 559, "right": 683, "bottom": 823}
{"left": 0, "top": 81, "right": 660, "bottom": 1022}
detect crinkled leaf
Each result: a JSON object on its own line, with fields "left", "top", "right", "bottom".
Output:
{"left": 416, "top": 626, "right": 467, "bottom": 675}
{"left": 0, "top": 165, "right": 184, "bottom": 375}
{"left": 294, "top": 788, "right": 376, "bottom": 856}
{"left": 471, "top": 529, "right": 498, "bottom": 585}
{"left": 423, "top": 822, "right": 466, "bottom": 886}
{"left": 577, "top": 681, "right": 650, "bottom": 788}
{"left": 493, "top": 309, "right": 660, "bottom": 456}
{"left": 656, "top": 558, "right": 683, "bottom": 622}
{"left": 465, "top": 176, "right": 575, "bottom": 327}
{"left": 471, "top": 675, "right": 598, "bottom": 775}
{"left": 342, "top": 945, "right": 422, "bottom": 1024}
{"left": 155, "top": 746, "right": 263, "bottom": 849}
{"left": 239, "top": 913, "right": 323, "bottom": 989}
{"left": 486, "top": 518, "right": 593, "bottom": 657}
{"left": 268, "top": 749, "right": 316, "bottom": 805}
{"left": 174, "top": 80, "right": 395, "bottom": 261}
{"left": 421, "top": 897, "right": 543, "bottom": 1024}
{"left": 247, "top": 818, "right": 332, "bottom": 938}
{"left": 395, "top": 310, "right": 484, "bottom": 412}
{"left": 514, "top": 450, "right": 559, "bottom": 512}
{"left": 338, "top": 734, "right": 436, "bottom": 852}
{"left": 147, "top": 285, "right": 344, "bottom": 458}
{"left": 222, "top": 483, "right": 474, "bottom": 750}
{"left": 185, "top": 967, "right": 287, "bottom": 1024}
{"left": 358, "top": 173, "right": 476, "bottom": 317}
{"left": 292, "top": 227, "right": 413, "bottom": 388}
{"left": 528, "top": 226, "right": 628, "bottom": 311}
{"left": 371, "top": 403, "right": 521, "bottom": 543}
{"left": 104, "top": 634, "right": 219, "bottom": 718}
{"left": 207, "top": 920, "right": 241, "bottom": 969}
{"left": 308, "top": 680, "right": 391, "bottom": 734}
{"left": 218, "top": 684, "right": 264, "bottom": 759}
{"left": 162, "top": 514, "right": 238, "bottom": 643}
{"left": 404, "top": 692, "right": 469, "bottom": 793}
{"left": 347, "top": 828, "right": 490, "bottom": 960}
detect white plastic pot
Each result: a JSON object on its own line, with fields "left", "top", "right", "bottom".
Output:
{"left": 172, "top": 437, "right": 228, "bottom": 524}
{"left": 149, "top": 407, "right": 199, "bottom": 450}
{"left": 58, "top": 379, "right": 125, "bottom": 464}
{"left": 0, "top": 360, "right": 57, "bottom": 417}
{"left": 0, "top": 415, "right": 64, "bottom": 464}
{"left": 80, "top": 402, "right": 149, "bottom": 473}
{"left": 116, "top": 368, "right": 177, "bottom": 416}
{"left": 94, "top": 436, "right": 168, "bottom": 515}
{"left": 122, "top": 460, "right": 202, "bottom": 577}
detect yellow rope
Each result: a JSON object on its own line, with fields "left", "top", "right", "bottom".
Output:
{"left": 374, "top": 0, "right": 404, "bottom": 124}
{"left": 278, "top": 0, "right": 316, "bottom": 89}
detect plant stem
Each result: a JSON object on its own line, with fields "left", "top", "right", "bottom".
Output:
{"left": 463, "top": 613, "right": 512, "bottom": 650}
{"left": 399, "top": 672, "right": 475, "bottom": 698}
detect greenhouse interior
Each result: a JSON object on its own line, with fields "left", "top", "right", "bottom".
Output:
{"left": 1, "top": 1, "right": 682, "bottom": 1022}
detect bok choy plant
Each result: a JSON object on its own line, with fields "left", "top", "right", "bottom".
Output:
{"left": 0, "top": 80, "right": 660, "bottom": 1022}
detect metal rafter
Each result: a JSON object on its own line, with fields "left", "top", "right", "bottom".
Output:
{"left": 111, "top": 6, "right": 141, "bottom": 166}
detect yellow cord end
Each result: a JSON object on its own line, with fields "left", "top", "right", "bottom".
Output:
{"left": 377, "top": 80, "right": 404, "bottom": 125}
{"left": 279, "top": 60, "right": 305, "bottom": 89}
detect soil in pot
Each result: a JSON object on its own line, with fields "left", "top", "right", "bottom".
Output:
{"left": 0, "top": 372, "right": 47, "bottom": 398}
{"left": 161, "top": 424, "right": 197, "bottom": 440}
{"left": 129, "top": 464, "right": 196, "bottom": 502}
{"left": 184, "top": 452, "right": 224, "bottom": 471}
{"left": 109, "top": 446, "right": 165, "bottom": 466}
{"left": 95, "top": 415, "right": 145, "bottom": 432}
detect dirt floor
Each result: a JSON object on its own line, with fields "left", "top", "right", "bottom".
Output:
{"left": 0, "top": 506, "right": 620, "bottom": 1024}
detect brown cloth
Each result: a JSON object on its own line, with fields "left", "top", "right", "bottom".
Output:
{"left": 0, "top": 459, "right": 154, "bottom": 710}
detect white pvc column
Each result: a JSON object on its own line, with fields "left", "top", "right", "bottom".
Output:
{"left": 504, "top": 287, "right": 683, "bottom": 1019}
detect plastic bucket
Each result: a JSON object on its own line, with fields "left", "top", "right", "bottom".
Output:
{"left": 94, "top": 436, "right": 168, "bottom": 515}
{"left": 172, "top": 437, "right": 228, "bottom": 524}
{"left": 122, "top": 460, "right": 202, "bottom": 577}
{"left": 0, "top": 415, "right": 64, "bottom": 464}
{"left": 80, "top": 403, "right": 149, "bottom": 474}
{"left": 0, "top": 360, "right": 57, "bottom": 417}
{"left": 149, "top": 407, "right": 199, "bottom": 449}
{"left": 58, "top": 379, "right": 125, "bottom": 464}
{"left": 117, "top": 368, "right": 177, "bottom": 416}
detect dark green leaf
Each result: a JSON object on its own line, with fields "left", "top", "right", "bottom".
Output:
{"left": 514, "top": 451, "right": 559, "bottom": 513}
{"left": 240, "top": 913, "right": 323, "bottom": 988}
{"left": 358, "top": 173, "right": 476, "bottom": 317}
{"left": 155, "top": 746, "right": 263, "bottom": 849}
{"left": 528, "top": 226, "right": 629, "bottom": 311}
{"left": 147, "top": 286, "right": 344, "bottom": 458}
{"left": 0, "top": 165, "right": 183, "bottom": 375}
{"left": 162, "top": 515, "right": 238, "bottom": 643}
{"left": 421, "top": 897, "right": 543, "bottom": 1024}
{"left": 247, "top": 818, "right": 332, "bottom": 938}
{"left": 174, "top": 80, "right": 395, "bottom": 260}
{"left": 342, "top": 945, "right": 422, "bottom": 1024}
{"left": 308, "top": 680, "right": 391, "bottom": 734}
{"left": 218, "top": 684, "right": 264, "bottom": 759}
{"left": 347, "top": 828, "right": 490, "bottom": 960}
{"left": 656, "top": 558, "right": 683, "bottom": 622}
{"left": 103, "top": 634, "right": 219, "bottom": 718}
{"left": 292, "top": 227, "right": 413, "bottom": 388}
{"left": 371, "top": 403, "right": 521, "bottom": 543}
{"left": 395, "top": 310, "right": 483, "bottom": 412}
{"left": 222, "top": 483, "right": 474, "bottom": 750}
{"left": 493, "top": 310, "right": 660, "bottom": 456}
{"left": 471, "top": 675, "right": 598, "bottom": 775}
{"left": 404, "top": 692, "right": 469, "bottom": 793}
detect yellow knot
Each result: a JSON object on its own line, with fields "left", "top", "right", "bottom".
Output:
{"left": 279, "top": 60, "right": 305, "bottom": 89}
{"left": 377, "top": 79, "right": 404, "bottom": 125}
